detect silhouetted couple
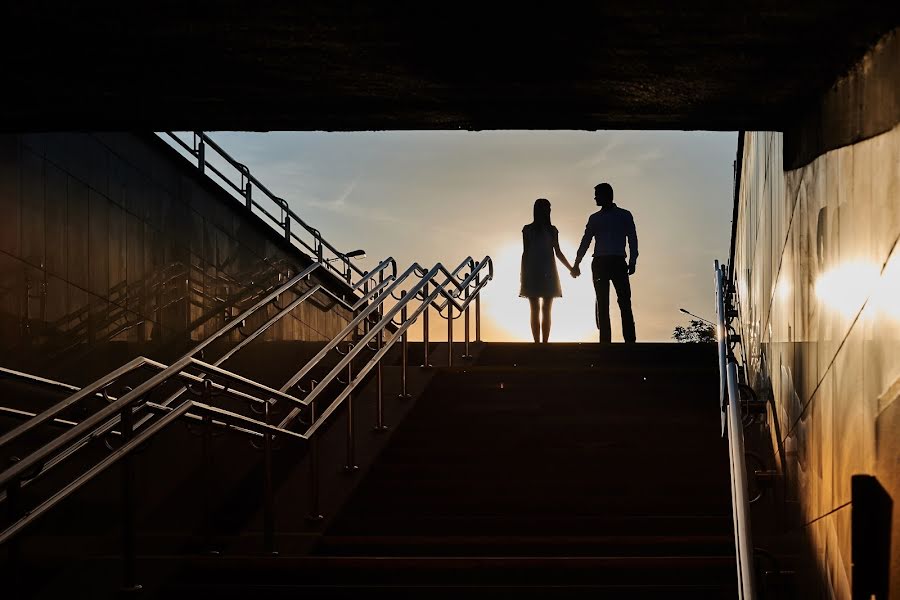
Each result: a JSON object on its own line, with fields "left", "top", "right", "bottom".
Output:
{"left": 519, "top": 183, "right": 638, "bottom": 344}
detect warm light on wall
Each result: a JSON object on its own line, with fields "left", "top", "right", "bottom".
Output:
{"left": 872, "top": 251, "right": 900, "bottom": 321}
{"left": 775, "top": 275, "right": 791, "bottom": 303}
{"left": 814, "top": 260, "right": 881, "bottom": 317}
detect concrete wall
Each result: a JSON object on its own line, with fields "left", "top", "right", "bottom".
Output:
{"left": 733, "top": 28, "right": 899, "bottom": 597}
{"left": 0, "top": 133, "right": 355, "bottom": 384}
{"left": 733, "top": 124, "right": 899, "bottom": 596}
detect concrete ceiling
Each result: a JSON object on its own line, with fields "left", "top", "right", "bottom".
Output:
{"left": 2, "top": 2, "right": 897, "bottom": 131}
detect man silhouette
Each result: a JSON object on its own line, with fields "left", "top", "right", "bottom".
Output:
{"left": 572, "top": 183, "right": 638, "bottom": 343}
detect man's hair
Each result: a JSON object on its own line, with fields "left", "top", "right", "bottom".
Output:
{"left": 594, "top": 183, "right": 614, "bottom": 203}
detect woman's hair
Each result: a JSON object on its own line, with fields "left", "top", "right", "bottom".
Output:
{"left": 533, "top": 198, "right": 552, "bottom": 231}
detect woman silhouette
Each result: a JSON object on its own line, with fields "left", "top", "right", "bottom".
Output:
{"left": 520, "top": 198, "right": 575, "bottom": 343}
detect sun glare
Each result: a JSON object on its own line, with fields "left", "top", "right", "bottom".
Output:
{"left": 483, "top": 240, "right": 598, "bottom": 342}
{"left": 814, "top": 260, "right": 881, "bottom": 317}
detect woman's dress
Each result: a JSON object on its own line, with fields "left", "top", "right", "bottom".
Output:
{"left": 519, "top": 223, "right": 562, "bottom": 298}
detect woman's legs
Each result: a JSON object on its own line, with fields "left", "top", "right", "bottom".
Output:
{"left": 528, "top": 297, "right": 541, "bottom": 343}
{"left": 541, "top": 297, "right": 554, "bottom": 343}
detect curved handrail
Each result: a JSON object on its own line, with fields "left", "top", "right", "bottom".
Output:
{"left": 277, "top": 256, "right": 493, "bottom": 430}
{"left": 715, "top": 260, "right": 756, "bottom": 600}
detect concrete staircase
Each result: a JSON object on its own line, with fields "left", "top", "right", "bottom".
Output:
{"left": 166, "top": 342, "right": 738, "bottom": 598}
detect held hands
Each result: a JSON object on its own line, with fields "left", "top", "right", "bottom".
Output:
{"left": 570, "top": 266, "right": 581, "bottom": 278}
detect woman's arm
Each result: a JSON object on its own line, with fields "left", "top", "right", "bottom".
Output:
{"left": 554, "top": 235, "right": 574, "bottom": 272}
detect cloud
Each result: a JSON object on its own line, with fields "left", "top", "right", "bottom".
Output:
{"left": 574, "top": 134, "right": 662, "bottom": 176}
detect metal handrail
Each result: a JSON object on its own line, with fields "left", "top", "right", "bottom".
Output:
{"left": 159, "top": 132, "right": 395, "bottom": 287}
{"left": 0, "top": 257, "right": 393, "bottom": 506}
{"left": 277, "top": 256, "right": 490, "bottom": 396}
{"left": 0, "top": 262, "right": 321, "bottom": 450}
{"left": 0, "top": 368, "right": 297, "bottom": 443}
{"left": 278, "top": 256, "right": 493, "bottom": 431}
{"left": 0, "top": 394, "right": 307, "bottom": 546}
{"left": 0, "top": 257, "right": 398, "bottom": 466}
{"left": 715, "top": 260, "right": 756, "bottom": 600}
{"left": 0, "top": 254, "right": 492, "bottom": 583}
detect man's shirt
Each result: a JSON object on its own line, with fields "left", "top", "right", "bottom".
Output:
{"left": 576, "top": 203, "right": 638, "bottom": 267}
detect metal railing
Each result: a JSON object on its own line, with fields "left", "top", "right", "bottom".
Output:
{"left": 0, "top": 253, "right": 492, "bottom": 592}
{"left": 715, "top": 260, "right": 756, "bottom": 600}
{"left": 159, "top": 131, "right": 368, "bottom": 287}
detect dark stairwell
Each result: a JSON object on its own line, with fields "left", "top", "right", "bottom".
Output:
{"left": 168, "top": 342, "right": 736, "bottom": 598}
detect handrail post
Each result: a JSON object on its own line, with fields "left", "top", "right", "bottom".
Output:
{"left": 284, "top": 215, "right": 291, "bottom": 241}
{"left": 263, "top": 400, "right": 276, "bottom": 555}
{"left": 399, "top": 291, "right": 411, "bottom": 399}
{"left": 7, "top": 477, "right": 22, "bottom": 597}
{"left": 374, "top": 303, "right": 387, "bottom": 432}
{"left": 344, "top": 347, "right": 358, "bottom": 472}
{"left": 447, "top": 302, "right": 454, "bottom": 367}
{"left": 201, "top": 380, "right": 218, "bottom": 555}
{"left": 245, "top": 180, "right": 253, "bottom": 210}
{"left": 316, "top": 234, "right": 324, "bottom": 264}
{"left": 120, "top": 404, "right": 140, "bottom": 592}
{"left": 197, "top": 136, "right": 205, "bottom": 175}
{"left": 422, "top": 282, "right": 431, "bottom": 367}
{"left": 475, "top": 271, "right": 482, "bottom": 343}
{"left": 307, "top": 380, "right": 323, "bottom": 521}
{"left": 463, "top": 282, "right": 472, "bottom": 359}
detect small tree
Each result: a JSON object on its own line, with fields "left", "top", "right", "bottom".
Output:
{"left": 673, "top": 319, "right": 715, "bottom": 343}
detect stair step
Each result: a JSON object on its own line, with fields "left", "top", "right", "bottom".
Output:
{"left": 166, "top": 554, "right": 738, "bottom": 586}
{"left": 316, "top": 534, "right": 737, "bottom": 556}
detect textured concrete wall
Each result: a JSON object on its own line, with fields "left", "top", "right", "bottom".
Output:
{"left": 733, "top": 125, "right": 899, "bottom": 596}
{"left": 785, "top": 28, "right": 900, "bottom": 170}
{"left": 0, "top": 133, "right": 354, "bottom": 384}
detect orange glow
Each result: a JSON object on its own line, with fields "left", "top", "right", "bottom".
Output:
{"left": 483, "top": 240, "right": 598, "bottom": 342}
{"left": 873, "top": 251, "right": 900, "bottom": 321}
{"left": 814, "top": 260, "right": 881, "bottom": 317}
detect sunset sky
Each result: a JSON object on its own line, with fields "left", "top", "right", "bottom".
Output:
{"left": 211, "top": 131, "right": 737, "bottom": 342}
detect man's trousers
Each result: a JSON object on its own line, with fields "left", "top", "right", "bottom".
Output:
{"left": 591, "top": 256, "right": 636, "bottom": 343}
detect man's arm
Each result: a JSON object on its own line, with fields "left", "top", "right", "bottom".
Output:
{"left": 627, "top": 213, "right": 638, "bottom": 275}
{"left": 573, "top": 217, "right": 593, "bottom": 273}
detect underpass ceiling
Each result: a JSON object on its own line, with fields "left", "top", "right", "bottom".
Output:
{"left": 2, "top": 2, "right": 897, "bottom": 131}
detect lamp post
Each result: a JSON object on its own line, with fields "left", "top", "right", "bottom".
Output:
{"left": 679, "top": 308, "right": 714, "bottom": 326}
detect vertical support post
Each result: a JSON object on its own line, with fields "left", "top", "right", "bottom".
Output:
{"left": 263, "top": 400, "right": 276, "bottom": 555}
{"left": 197, "top": 137, "right": 206, "bottom": 174}
{"left": 201, "top": 380, "right": 218, "bottom": 555}
{"left": 447, "top": 302, "right": 454, "bottom": 367}
{"left": 245, "top": 180, "right": 253, "bottom": 210}
{"left": 463, "top": 305, "right": 471, "bottom": 359}
{"left": 422, "top": 282, "right": 431, "bottom": 367}
{"left": 374, "top": 306, "right": 387, "bottom": 431}
{"left": 307, "top": 380, "right": 323, "bottom": 521}
{"left": 6, "top": 477, "right": 22, "bottom": 598}
{"left": 345, "top": 349, "right": 358, "bottom": 472}
{"left": 463, "top": 280, "right": 472, "bottom": 359}
{"left": 399, "top": 291, "right": 411, "bottom": 399}
{"left": 284, "top": 214, "right": 291, "bottom": 241}
{"left": 316, "top": 234, "right": 324, "bottom": 264}
{"left": 120, "top": 404, "right": 140, "bottom": 592}
{"left": 475, "top": 283, "right": 482, "bottom": 343}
